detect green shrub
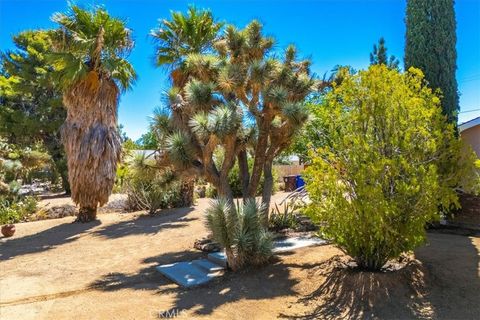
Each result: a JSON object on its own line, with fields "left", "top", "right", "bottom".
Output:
{"left": 305, "top": 65, "right": 480, "bottom": 271}
{"left": 206, "top": 198, "right": 273, "bottom": 271}
{"left": 0, "top": 195, "right": 38, "bottom": 224}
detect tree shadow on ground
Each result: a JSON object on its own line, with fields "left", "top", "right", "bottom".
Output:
{"left": 281, "top": 232, "right": 480, "bottom": 320}
{"left": 89, "top": 250, "right": 203, "bottom": 291}
{"left": 0, "top": 220, "right": 100, "bottom": 261}
{"left": 90, "top": 250, "right": 300, "bottom": 316}
{"left": 91, "top": 207, "right": 196, "bottom": 239}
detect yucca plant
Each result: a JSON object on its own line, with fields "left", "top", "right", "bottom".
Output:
{"left": 206, "top": 198, "right": 273, "bottom": 271}
{"left": 49, "top": 5, "right": 136, "bottom": 222}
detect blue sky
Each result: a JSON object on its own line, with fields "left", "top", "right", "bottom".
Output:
{"left": 1, "top": 0, "right": 479, "bottom": 140}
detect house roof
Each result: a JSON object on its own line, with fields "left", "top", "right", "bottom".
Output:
{"left": 459, "top": 116, "right": 480, "bottom": 132}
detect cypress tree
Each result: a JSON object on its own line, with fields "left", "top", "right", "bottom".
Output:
{"left": 405, "top": 0, "right": 459, "bottom": 125}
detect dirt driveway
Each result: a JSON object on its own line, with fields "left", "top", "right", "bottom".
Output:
{"left": 1, "top": 194, "right": 479, "bottom": 319}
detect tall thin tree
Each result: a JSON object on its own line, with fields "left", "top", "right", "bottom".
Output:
{"left": 405, "top": 0, "right": 459, "bottom": 125}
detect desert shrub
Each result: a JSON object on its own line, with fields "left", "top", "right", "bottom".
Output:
{"left": 0, "top": 195, "right": 38, "bottom": 224}
{"left": 269, "top": 202, "right": 298, "bottom": 231}
{"left": 305, "top": 65, "right": 480, "bottom": 271}
{"left": 126, "top": 178, "right": 184, "bottom": 214}
{"left": 206, "top": 198, "right": 273, "bottom": 271}
{"left": 123, "top": 153, "right": 190, "bottom": 213}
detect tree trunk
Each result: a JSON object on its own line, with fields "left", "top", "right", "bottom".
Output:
{"left": 76, "top": 206, "right": 97, "bottom": 222}
{"left": 225, "top": 248, "right": 240, "bottom": 271}
{"left": 180, "top": 178, "right": 194, "bottom": 207}
{"left": 247, "top": 117, "right": 271, "bottom": 198}
{"left": 237, "top": 150, "right": 250, "bottom": 201}
{"left": 217, "top": 179, "right": 234, "bottom": 205}
{"left": 62, "top": 77, "right": 121, "bottom": 223}
{"left": 261, "top": 158, "right": 274, "bottom": 226}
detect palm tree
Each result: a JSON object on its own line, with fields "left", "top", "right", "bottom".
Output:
{"left": 50, "top": 5, "right": 136, "bottom": 222}
{"left": 150, "top": 7, "right": 222, "bottom": 205}
{"left": 150, "top": 6, "right": 222, "bottom": 86}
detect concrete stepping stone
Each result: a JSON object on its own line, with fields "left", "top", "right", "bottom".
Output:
{"left": 207, "top": 251, "right": 228, "bottom": 268}
{"left": 192, "top": 259, "right": 225, "bottom": 273}
{"left": 156, "top": 261, "right": 223, "bottom": 288}
{"left": 157, "top": 236, "right": 326, "bottom": 287}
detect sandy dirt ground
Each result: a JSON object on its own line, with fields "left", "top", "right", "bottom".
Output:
{"left": 1, "top": 193, "right": 479, "bottom": 320}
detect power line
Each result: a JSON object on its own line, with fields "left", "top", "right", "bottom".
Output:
{"left": 459, "top": 108, "right": 480, "bottom": 114}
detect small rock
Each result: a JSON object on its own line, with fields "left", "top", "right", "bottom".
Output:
{"left": 194, "top": 236, "right": 221, "bottom": 252}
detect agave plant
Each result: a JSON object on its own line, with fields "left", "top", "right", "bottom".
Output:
{"left": 205, "top": 198, "right": 273, "bottom": 271}
{"left": 49, "top": 5, "right": 136, "bottom": 222}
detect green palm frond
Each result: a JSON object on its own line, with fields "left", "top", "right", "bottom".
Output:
{"left": 50, "top": 4, "right": 136, "bottom": 91}
{"left": 150, "top": 6, "right": 223, "bottom": 68}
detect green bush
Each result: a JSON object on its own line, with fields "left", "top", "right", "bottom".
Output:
{"left": 206, "top": 198, "right": 273, "bottom": 271}
{"left": 0, "top": 195, "right": 38, "bottom": 224}
{"left": 305, "top": 65, "right": 480, "bottom": 271}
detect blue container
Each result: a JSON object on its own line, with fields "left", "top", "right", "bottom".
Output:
{"left": 295, "top": 175, "right": 305, "bottom": 189}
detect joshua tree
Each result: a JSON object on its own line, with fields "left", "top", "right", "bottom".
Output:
{"left": 50, "top": 5, "right": 136, "bottom": 222}
{"left": 152, "top": 17, "right": 314, "bottom": 214}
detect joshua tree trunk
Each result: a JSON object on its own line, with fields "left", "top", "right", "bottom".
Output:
{"left": 61, "top": 74, "right": 121, "bottom": 222}
{"left": 180, "top": 178, "right": 194, "bottom": 207}
{"left": 217, "top": 179, "right": 234, "bottom": 205}
{"left": 238, "top": 150, "right": 250, "bottom": 202}
{"left": 261, "top": 158, "right": 274, "bottom": 225}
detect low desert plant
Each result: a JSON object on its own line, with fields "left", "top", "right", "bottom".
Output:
{"left": 206, "top": 198, "right": 273, "bottom": 271}
{"left": 305, "top": 65, "right": 480, "bottom": 271}
{"left": 269, "top": 202, "right": 298, "bottom": 231}
{"left": 0, "top": 195, "right": 38, "bottom": 224}
{"left": 123, "top": 153, "right": 191, "bottom": 213}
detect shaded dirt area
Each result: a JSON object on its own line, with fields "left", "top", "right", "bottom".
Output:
{"left": 450, "top": 192, "right": 480, "bottom": 229}
{"left": 1, "top": 194, "right": 479, "bottom": 319}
